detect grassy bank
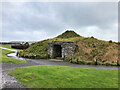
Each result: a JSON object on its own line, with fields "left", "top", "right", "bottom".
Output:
{"left": 8, "top": 65, "right": 118, "bottom": 88}
{"left": 0, "top": 48, "right": 26, "bottom": 63}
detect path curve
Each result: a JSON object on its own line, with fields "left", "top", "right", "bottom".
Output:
{"left": 1, "top": 47, "right": 119, "bottom": 89}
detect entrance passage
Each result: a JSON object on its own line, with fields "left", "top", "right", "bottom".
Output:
{"left": 54, "top": 45, "right": 62, "bottom": 58}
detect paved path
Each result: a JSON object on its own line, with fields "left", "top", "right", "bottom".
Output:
{"left": 1, "top": 47, "right": 119, "bottom": 89}
{"left": 1, "top": 47, "right": 27, "bottom": 88}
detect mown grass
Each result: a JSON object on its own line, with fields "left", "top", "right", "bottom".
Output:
{"left": 8, "top": 65, "right": 118, "bottom": 88}
{"left": 0, "top": 45, "right": 22, "bottom": 51}
{"left": 0, "top": 48, "right": 26, "bottom": 63}
{"left": 0, "top": 45, "right": 12, "bottom": 49}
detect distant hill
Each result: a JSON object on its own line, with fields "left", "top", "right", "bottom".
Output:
{"left": 18, "top": 30, "right": 119, "bottom": 66}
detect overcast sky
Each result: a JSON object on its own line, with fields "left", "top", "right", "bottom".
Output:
{"left": 2, "top": 2, "right": 118, "bottom": 42}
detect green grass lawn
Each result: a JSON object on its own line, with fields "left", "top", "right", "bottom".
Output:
{"left": 0, "top": 45, "right": 12, "bottom": 49}
{"left": 8, "top": 65, "right": 118, "bottom": 88}
{"left": 0, "top": 48, "right": 26, "bottom": 63}
{"left": 0, "top": 44, "right": 22, "bottom": 51}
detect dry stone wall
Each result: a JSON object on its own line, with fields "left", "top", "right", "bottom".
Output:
{"left": 48, "top": 42, "right": 76, "bottom": 59}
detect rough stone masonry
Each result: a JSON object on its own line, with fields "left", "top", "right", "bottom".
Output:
{"left": 47, "top": 42, "right": 76, "bottom": 59}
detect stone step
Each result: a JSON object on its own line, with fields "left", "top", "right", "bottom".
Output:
{"left": 49, "top": 59, "right": 63, "bottom": 62}
{"left": 56, "top": 57, "right": 62, "bottom": 59}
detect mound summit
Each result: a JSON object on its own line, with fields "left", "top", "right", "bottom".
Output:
{"left": 18, "top": 30, "right": 119, "bottom": 66}
{"left": 57, "top": 30, "right": 80, "bottom": 38}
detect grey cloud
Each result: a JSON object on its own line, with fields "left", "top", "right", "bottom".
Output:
{"left": 2, "top": 2, "right": 118, "bottom": 42}
{"left": 51, "top": 2, "right": 117, "bottom": 28}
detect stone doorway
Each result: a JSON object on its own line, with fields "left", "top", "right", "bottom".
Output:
{"left": 54, "top": 45, "right": 62, "bottom": 58}
{"left": 48, "top": 42, "right": 76, "bottom": 59}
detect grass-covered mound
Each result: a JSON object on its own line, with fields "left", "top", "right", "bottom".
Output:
{"left": 18, "top": 30, "right": 119, "bottom": 66}
{"left": 71, "top": 37, "right": 119, "bottom": 66}
{"left": 8, "top": 65, "right": 118, "bottom": 88}
{"left": 18, "top": 30, "right": 82, "bottom": 59}
{"left": 19, "top": 40, "right": 49, "bottom": 59}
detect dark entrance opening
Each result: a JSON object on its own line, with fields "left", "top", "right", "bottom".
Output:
{"left": 54, "top": 45, "right": 62, "bottom": 58}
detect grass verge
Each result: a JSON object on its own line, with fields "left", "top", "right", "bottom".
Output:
{"left": 0, "top": 45, "right": 22, "bottom": 51}
{"left": 0, "top": 45, "right": 12, "bottom": 49}
{"left": 0, "top": 48, "right": 26, "bottom": 63}
{"left": 8, "top": 65, "right": 118, "bottom": 88}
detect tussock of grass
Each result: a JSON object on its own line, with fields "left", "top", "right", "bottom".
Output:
{"left": 8, "top": 65, "right": 118, "bottom": 88}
